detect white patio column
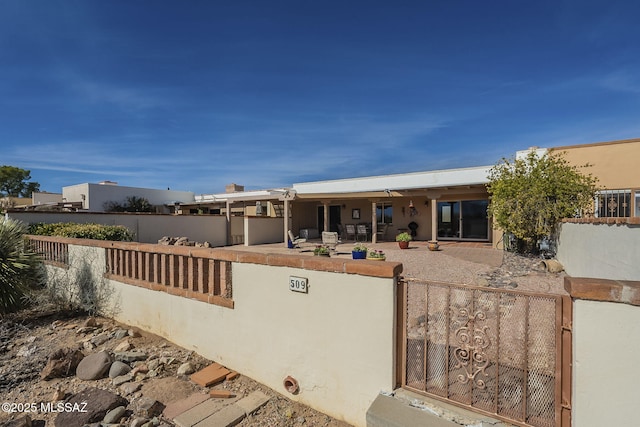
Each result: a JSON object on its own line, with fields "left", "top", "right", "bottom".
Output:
{"left": 283, "top": 199, "right": 290, "bottom": 248}
{"left": 323, "top": 202, "right": 329, "bottom": 233}
{"left": 226, "top": 200, "right": 232, "bottom": 246}
{"left": 371, "top": 201, "right": 378, "bottom": 243}
{"left": 431, "top": 197, "right": 438, "bottom": 241}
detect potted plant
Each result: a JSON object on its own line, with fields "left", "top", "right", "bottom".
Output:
{"left": 396, "top": 232, "right": 412, "bottom": 249}
{"left": 352, "top": 243, "right": 368, "bottom": 259}
{"left": 366, "top": 249, "right": 386, "bottom": 261}
{"left": 313, "top": 245, "right": 330, "bottom": 257}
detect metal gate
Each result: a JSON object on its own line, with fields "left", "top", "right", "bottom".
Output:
{"left": 398, "top": 280, "right": 571, "bottom": 427}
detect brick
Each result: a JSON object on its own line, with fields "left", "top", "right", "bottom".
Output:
{"left": 163, "top": 392, "right": 210, "bottom": 420}
{"left": 235, "top": 390, "right": 270, "bottom": 416}
{"left": 236, "top": 251, "right": 269, "bottom": 265}
{"left": 209, "top": 389, "right": 235, "bottom": 398}
{"left": 344, "top": 259, "right": 403, "bottom": 278}
{"left": 303, "top": 257, "right": 346, "bottom": 273}
{"left": 266, "top": 254, "right": 305, "bottom": 268}
{"left": 194, "top": 403, "right": 246, "bottom": 427}
{"left": 190, "top": 363, "right": 231, "bottom": 387}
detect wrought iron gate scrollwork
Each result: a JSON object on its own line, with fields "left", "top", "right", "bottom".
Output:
{"left": 453, "top": 306, "right": 491, "bottom": 388}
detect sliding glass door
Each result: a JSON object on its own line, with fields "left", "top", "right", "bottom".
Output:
{"left": 437, "top": 200, "right": 489, "bottom": 240}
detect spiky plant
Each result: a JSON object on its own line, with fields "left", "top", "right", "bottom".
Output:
{"left": 0, "top": 217, "right": 41, "bottom": 313}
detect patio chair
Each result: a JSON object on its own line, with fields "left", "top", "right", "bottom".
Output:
{"left": 345, "top": 224, "right": 356, "bottom": 241}
{"left": 356, "top": 224, "right": 368, "bottom": 242}
{"left": 321, "top": 231, "right": 341, "bottom": 251}
{"left": 288, "top": 230, "right": 307, "bottom": 248}
{"left": 376, "top": 223, "right": 389, "bottom": 241}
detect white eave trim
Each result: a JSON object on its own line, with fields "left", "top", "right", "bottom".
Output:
{"left": 292, "top": 166, "right": 491, "bottom": 194}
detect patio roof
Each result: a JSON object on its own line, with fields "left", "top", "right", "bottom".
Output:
{"left": 292, "top": 165, "right": 491, "bottom": 195}
{"left": 193, "top": 188, "right": 290, "bottom": 204}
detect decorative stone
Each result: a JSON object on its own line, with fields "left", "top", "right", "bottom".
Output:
{"left": 120, "top": 381, "right": 142, "bottom": 395}
{"left": 109, "top": 361, "right": 131, "bottom": 378}
{"left": 177, "top": 362, "right": 195, "bottom": 376}
{"left": 137, "top": 397, "right": 165, "bottom": 418}
{"left": 76, "top": 351, "right": 112, "bottom": 380}
{"left": 112, "top": 373, "right": 134, "bottom": 386}
{"left": 54, "top": 387, "right": 127, "bottom": 427}
{"left": 90, "top": 333, "right": 110, "bottom": 346}
{"left": 114, "top": 351, "right": 147, "bottom": 363}
{"left": 114, "top": 340, "right": 133, "bottom": 352}
{"left": 103, "top": 405, "right": 126, "bottom": 424}
{"left": 40, "top": 348, "right": 85, "bottom": 380}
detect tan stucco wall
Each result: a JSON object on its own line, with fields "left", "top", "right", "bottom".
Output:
{"left": 8, "top": 211, "right": 228, "bottom": 245}
{"left": 572, "top": 299, "right": 640, "bottom": 427}
{"left": 557, "top": 221, "right": 640, "bottom": 281}
{"left": 244, "top": 216, "right": 284, "bottom": 245}
{"left": 551, "top": 139, "right": 640, "bottom": 190}
{"left": 55, "top": 243, "right": 398, "bottom": 426}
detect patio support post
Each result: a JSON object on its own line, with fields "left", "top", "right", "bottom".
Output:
{"left": 226, "top": 200, "right": 232, "bottom": 246}
{"left": 371, "top": 201, "right": 378, "bottom": 243}
{"left": 431, "top": 197, "right": 438, "bottom": 241}
{"left": 283, "top": 199, "right": 290, "bottom": 248}
{"left": 323, "top": 202, "right": 329, "bottom": 233}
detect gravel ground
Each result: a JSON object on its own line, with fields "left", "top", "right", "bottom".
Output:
{"left": 0, "top": 310, "right": 351, "bottom": 427}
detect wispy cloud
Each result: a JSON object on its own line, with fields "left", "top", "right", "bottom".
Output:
{"left": 601, "top": 69, "right": 640, "bottom": 94}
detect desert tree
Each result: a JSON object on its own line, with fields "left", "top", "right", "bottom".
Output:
{"left": 487, "top": 150, "right": 598, "bottom": 252}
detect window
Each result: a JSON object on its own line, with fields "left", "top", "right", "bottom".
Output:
{"left": 376, "top": 203, "right": 393, "bottom": 224}
{"left": 595, "top": 190, "right": 631, "bottom": 218}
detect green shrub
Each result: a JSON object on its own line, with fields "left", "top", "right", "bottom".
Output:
{"left": 0, "top": 218, "right": 42, "bottom": 314}
{"left": 29, "top": 222, "right": 134, "bottom": 241}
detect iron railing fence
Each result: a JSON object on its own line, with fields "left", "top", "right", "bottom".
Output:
{"left": 400, "top": 280, "right": 571, "bottom": 427}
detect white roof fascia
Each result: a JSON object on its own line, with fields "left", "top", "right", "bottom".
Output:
{"left": 292, "top": 166, "right": 492, "bottom": 194}
{"left": 194, "top": 189, "right": 288, "bottom": 203}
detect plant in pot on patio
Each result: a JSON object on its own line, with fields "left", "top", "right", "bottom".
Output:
{"left": 352, "top": 243, "right": 368, "bottom": 259}
{"left": 366, "top": 249, "right": 386, "bottom": 261}
{"left": 313, "top": 245, "right": 331, "bottom": 257}
{"left": 396, "top": 232, "right": 412, "bottom": 249}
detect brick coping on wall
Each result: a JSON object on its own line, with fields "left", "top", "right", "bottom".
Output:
{"left": 562, "top": 217, "right": 640, "bottom": 225}
{"left": 27, "top": 235, "right": 403, "bottom": 279}
{"left": 565, "top": 276, "right": 640, "bottom": 306}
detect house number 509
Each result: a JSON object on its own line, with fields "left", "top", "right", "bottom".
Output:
{"left": 289, "top": 276, "right": 308, "bottom": 293}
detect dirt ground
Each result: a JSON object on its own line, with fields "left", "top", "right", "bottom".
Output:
{"left": 0, "top": 308, "right": 352, "bottom": 427}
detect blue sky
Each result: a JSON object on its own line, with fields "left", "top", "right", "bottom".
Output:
{"left": 1, "top": 1, "right": 639, "bottom": 195}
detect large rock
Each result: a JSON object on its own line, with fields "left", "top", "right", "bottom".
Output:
{"left": 54, "top": 387, "right": 127, "bottom": 427}
{"left": 41, "top": 348, "right": 85, "bottom": 380}
{"left": 76, "top": 351, "right": 112, "bottom": 380}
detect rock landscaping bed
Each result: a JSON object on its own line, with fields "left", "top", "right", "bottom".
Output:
{"left": 0, "top": 309, "right": 351, "bottom": 427}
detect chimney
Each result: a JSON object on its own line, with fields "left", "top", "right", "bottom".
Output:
{"left": 225, "top": 183, "right": 244, "bottom": 193}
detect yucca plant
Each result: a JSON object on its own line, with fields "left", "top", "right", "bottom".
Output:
{"left": 0, "top": 217, "right": 42, "bottom": 313}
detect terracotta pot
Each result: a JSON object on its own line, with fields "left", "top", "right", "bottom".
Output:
{"left": 398, "top": 241, "right": 409, "bottom": 249}
{"left": 427, "top": 241, "right": 440, "bottom": 251}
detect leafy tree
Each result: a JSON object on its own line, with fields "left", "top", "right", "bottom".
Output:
{"left": 0, "top": 166, "right": 41, "bottom": 197}
{"left": 487, "top": 150, "right": 598, "bottom": 252}
{"left": 103, "top": 196, "right": 153, "bottom": 213}
{"left": 0, "top": 218, "right": 42, "bottom": 313}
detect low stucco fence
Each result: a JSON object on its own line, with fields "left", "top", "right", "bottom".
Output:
{"left": 564, "top": 276, "right": 640, "bottom": 427}
{"left": 557, "top": 218, "right": 640, "bottom": 280}
{"left": 10, "top": 211, "right": 228, "bottom": 245}
{"left": 28, "top": 235, "right": 403, "bottom": 427}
